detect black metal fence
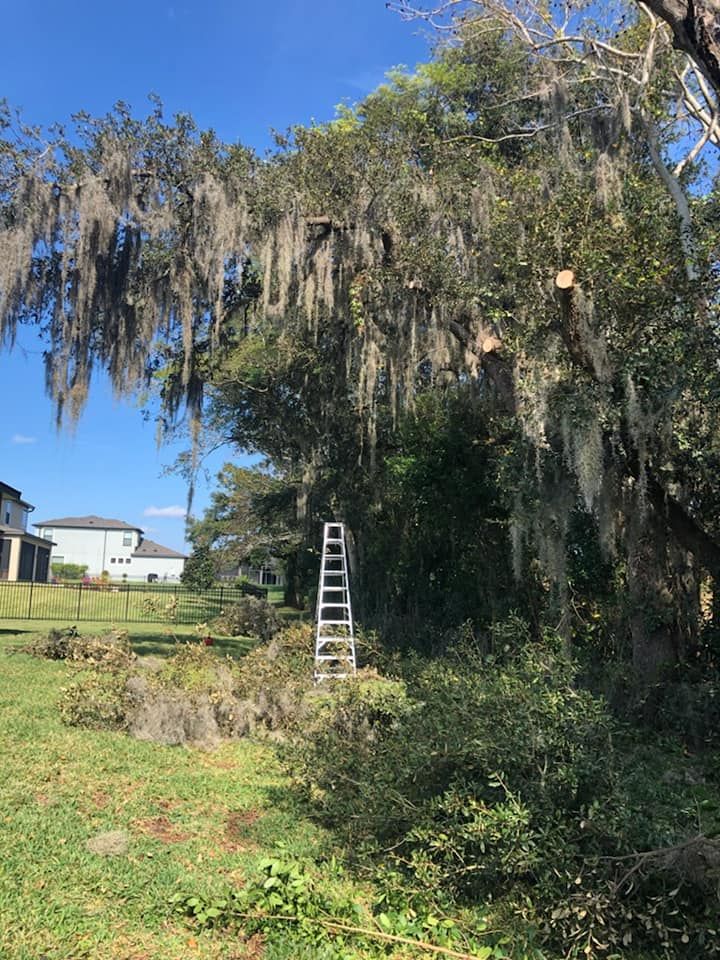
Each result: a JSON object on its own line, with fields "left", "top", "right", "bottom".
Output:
{"left": 0, "top": 580, "right": 267, "bottom": 624}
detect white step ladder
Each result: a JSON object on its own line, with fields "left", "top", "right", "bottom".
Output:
{"left": 314, "top": 522, "right": 356, "bottom": 681}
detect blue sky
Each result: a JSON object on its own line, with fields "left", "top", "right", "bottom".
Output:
{"left": 0, "top": 1, "right": 429, "bottom": 551}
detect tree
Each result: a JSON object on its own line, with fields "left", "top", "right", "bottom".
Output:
{"left": 180, "top": 546, "right": 217, "bottom": 590}
{"left": 643, "top": 0, "right": 720, "bottom": 99}
{"left": 186, "top": 464, "right": 304, "bottom": 606}
{"left": 2, "top": 10, "right": 720, "bottom": 678}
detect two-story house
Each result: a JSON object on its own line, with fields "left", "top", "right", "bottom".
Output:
{"left": 33, "top": 515, "right": 186, "bottom": 581}
{"left": 0, "top": 481, "right": 54, "bottom": 582}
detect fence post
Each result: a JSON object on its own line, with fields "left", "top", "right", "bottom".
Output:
{"left": 27, "top": 579, "right": 34, "bottom": 618}
{"left": 76, "top": 581, "right": 83, "bottom": 621}
{"left": 219, "top": 585, "right": 224, "bottom": 609}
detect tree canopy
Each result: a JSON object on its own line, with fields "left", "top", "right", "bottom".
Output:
{"left": 2, "top": 1, "right": 720, "bottom": 677}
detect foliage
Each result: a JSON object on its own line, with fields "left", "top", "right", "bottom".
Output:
{"left": 231, "top": 622, "right": 315, "bottom": 731}
{"left": 26, "top": 625, "right": 135, "bottom": 669}
{"left": 186, "top": 463, "right": 294, "bottom": 581}
{"left": 50, "top": 562, "right": 88, "bottom": 580}
{"left": 3, "top": 7, "right": 720, "bottom": 678}
{"left": 280, "top": 622, "right": 720, "bottom": 958}
{"left": 180, "top": 546, "right": 217, "bottom": 590}
{"left": 58, "top": 668, "right": 131, "bottom": 730}
{"left": 212, "top": 595, "right": 281, "bottom": 641}
{"left": 169, "top": 854, "right": 514, "bottom": 959}
{"left": 57, "top": 624, "right": 314, "bottom": 743}
{"left": 140, "top": 593, "right": 179, "bottom": 621}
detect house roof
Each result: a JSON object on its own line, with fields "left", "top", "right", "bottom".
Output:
{"left": 0, "top": 481, "right": 34, "bottom": 510}
{"left": 33, "top": 515, "right": 143, "bottom": 532}
{"left": 0, "top": 524, "right": 55, "bottom": 546}
{"left": 132, "top": 537, "right": 187, "bottom": 560}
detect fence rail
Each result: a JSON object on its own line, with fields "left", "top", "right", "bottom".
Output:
{"left": 0, "top": 580, "right": 267, "bottom": 624}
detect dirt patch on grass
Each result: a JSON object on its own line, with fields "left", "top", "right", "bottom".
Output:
{"left": 227, "top": 808, "right": 262, "bottom": 832}
{"left": 133, "top": 816, "right": 192, "bottom": 844}
{"left": 223, "top": 808, "right": 262, "bottom": 852}
{"left": 242, "top": 933, "right": 265, "bottom": 959}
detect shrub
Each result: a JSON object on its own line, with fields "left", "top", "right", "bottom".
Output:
{"left": 213, "top": 595, "right": 281, "bottom": 641}
{"left": 280, "top": 622, "right": 720, "bottom": 958}
{"left": 181, "top": 546, "right": 216, "bottom": 590}
{"left": 50, "top": 563, "right": 88, "bottom": 580}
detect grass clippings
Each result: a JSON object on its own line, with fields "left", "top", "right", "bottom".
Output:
{"left": 85, "top": 829, "right": 130, "bottom": 857}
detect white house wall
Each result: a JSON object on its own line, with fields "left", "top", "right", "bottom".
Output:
{"left": 125, "top": 556, "right": 185, "bottom": 582}
{"left": 36, "top": 527, "right": 141, "bottom": 576}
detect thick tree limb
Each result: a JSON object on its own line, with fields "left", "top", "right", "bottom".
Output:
{"left": 643, "top": 0, "right": 720, "bottom": 100}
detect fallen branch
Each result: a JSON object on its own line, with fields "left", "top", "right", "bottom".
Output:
{"left": 234, "top": 911, "right": 486, "bottom": 959}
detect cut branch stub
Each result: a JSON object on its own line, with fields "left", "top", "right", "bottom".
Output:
{"left": 481, "top": 335, "right": 503, "bottom": 354}
{"left": 555, "top": 269, "right": 576, "bottom": 291}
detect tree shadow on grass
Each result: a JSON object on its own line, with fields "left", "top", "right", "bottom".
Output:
{"left": 130, "top": 634, "right": 256, "bottom": 659}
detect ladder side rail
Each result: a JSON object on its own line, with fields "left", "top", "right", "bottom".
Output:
{"left": 340, "top": 534, "right": 355, "bottom": 638}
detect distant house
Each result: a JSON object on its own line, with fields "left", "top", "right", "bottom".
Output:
{"left": 0, "top": 481, "right": 54, "bottom": 582}
{"left": 238, "top": 561, "right": 285, "bottom": 587}
{"left": 32, "top": 515, "right": 186, "bottom": 581}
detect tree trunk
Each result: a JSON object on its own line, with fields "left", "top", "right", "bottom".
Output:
{"left": 627, "top": 509, "right": 681, "bottom": 682}
{"left": 283, "top": 550, "right": 303, "bottom": 609}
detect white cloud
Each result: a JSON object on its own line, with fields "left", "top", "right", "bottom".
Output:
{"left": 11, "top": 433, "right": 37, "bottom": 445}
{"left": 143, "top": 505, "right": 187, "bottom": 518}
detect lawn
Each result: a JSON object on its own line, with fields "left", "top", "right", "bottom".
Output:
{"left": 0, "top": 582, "right": 262, "bottom": 626}
{"left": 0, "top": 621, "right": 255, "bottom": 659}
{"left": 0, "top": 626, "right": 326, "bottom": 960}
{"left": 0, "top": 582, "right": 301, "bottom": 629}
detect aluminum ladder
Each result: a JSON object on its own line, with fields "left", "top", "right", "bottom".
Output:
{"left": 314, "top": 521, "right": 356, "bottom": 680}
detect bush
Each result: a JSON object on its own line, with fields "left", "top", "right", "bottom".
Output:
{"left": 280, "top": 621, "right": 720, "bottom": 958}
{"left": 213, "top": 596, "right": 281, "bottom": 641}
{"left": 50, "top": 563, "right": 88, "bottom": 580}
{"left": 181, "top": 547, "right": 217, "bottom": 590}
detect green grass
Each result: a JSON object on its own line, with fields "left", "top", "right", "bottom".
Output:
{"left": 0, "top": 621, "right": 256, "bottom": 660}
{"left": 0, "top": 582, "right": 305, "bottom": 630}
{"left": 0, "top": 629, "right": 332, "bottom": 960}
{"left": 0, "top": 582, "right": 280, "bottom": 626}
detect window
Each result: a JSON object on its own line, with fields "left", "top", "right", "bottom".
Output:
{"left": 125, "top": 558, "right": 131, "bottom": 564}
{"left": 4, "top": 510, "right": 9, "bottom": 525}
{"left": 43, "top": 528, "right": 53, "bottom": 540}
{"left": 123, "top": 532, "right": 133, "bottom": 546}
{"left": 51, "top": 556, "right": 64, "bottom": 565}
{"left": 110, "top": 557, "right": 116, "bottom": 563}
